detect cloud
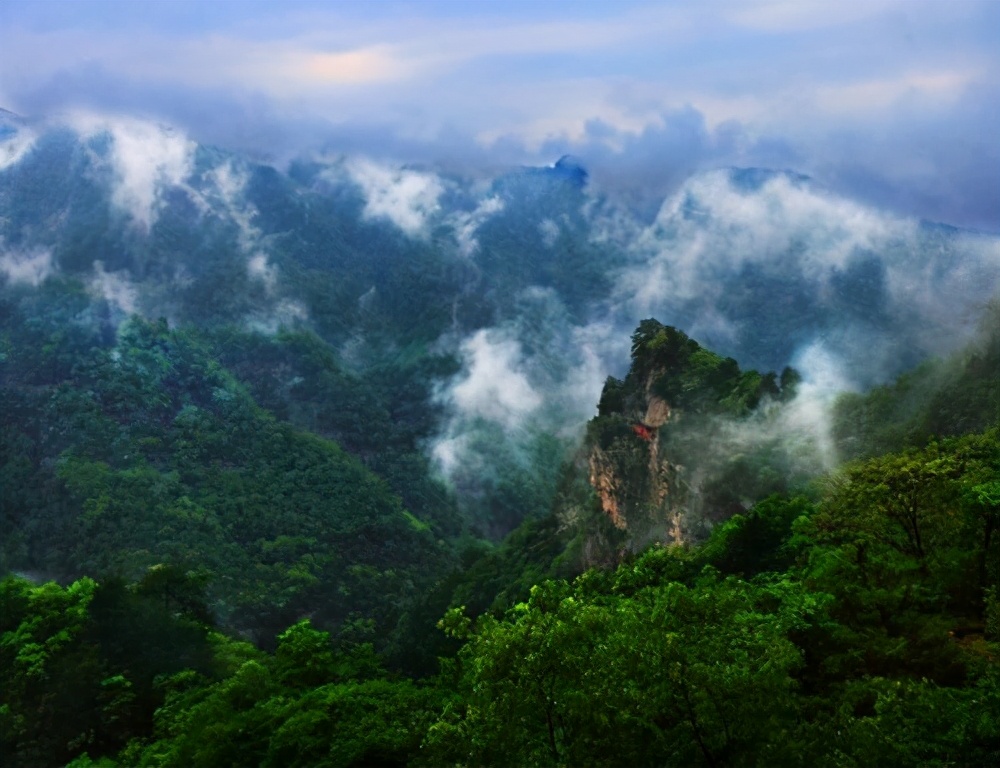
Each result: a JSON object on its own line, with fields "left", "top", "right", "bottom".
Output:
{"left": 0, "top": 246, "right": 53, "bottom": 286}
{"left": 90, "top": 261, "right": 139, "bottom": 314}
{"left": 724, "top": 0, "right": 898, "bottom": 33}
{"left": 447, "top": 328, "right": 543, "bottom": 429}
{"left": 206, "top": 161, "right": 251, "bottom": 217}
{"left": 428, "top": 283, "right": 623, "bottom": 504}
{"left": 198, "top": 161, "right": 283, "bottom": 290}
{"left": 430, "top": 326, "right": 543, "bottom": 483}
{"left": 779, "top": 342, "right": 858, "bottom": 469}
{"left": 452, "top": 195, "right": 504, "bottom": 257}
{"left": 0, "top": 126, "right": 36, "bottom": 171}
{"left": 247, "top": 253, "right": 277, "bottom": 290}
{"left": 589, "top": 167, "right": 1000, "bottom": 384}
{"left": 246, "top": 299, "right": 309, "bottom": 335}
{"left": 2, "top": 1, "right": 996, "bottom": 230}
{"left": 344, "top": 158, "right": 444, "bottom": 237}
{"left": 615, "top": 170, "right": 909, "bottom": 315}
{"left": 69, "top": 114, "right": 195, "bottom": 228}
{"left": 426, "top": 165, "right": 1000, "bottom": 508}
{"left": 296, "top": 45, "right": 421, "bottom": 86}
{"left": 538, "top": 218, "right": 560, "bottom": 248}
{"left": 812, "top": 69, "right": 979, "bottom": 116}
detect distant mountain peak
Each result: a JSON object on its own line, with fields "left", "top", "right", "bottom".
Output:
{"left": 551, "top": 155, "right": 588, "bottom": 187}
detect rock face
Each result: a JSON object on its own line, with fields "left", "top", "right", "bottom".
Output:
{"left": 572, "top": 318, "right": 796, "bottom": 561}
{"left": 644, "top": 395, "right": 671, "bottom": 428}
{"left": 585, "top": 370, "right": 687, "bottom": 551}
{"left": 588, "top": 444, "right": 627, "bottom": 529}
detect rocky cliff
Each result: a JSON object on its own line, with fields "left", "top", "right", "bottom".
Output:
{"left": 568, "top": 319, "right": 799, "bottom": 560}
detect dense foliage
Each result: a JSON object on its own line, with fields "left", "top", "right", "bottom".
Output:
{"left": 4, "top": 295, "right": 1000, "bottom": 765}
{"left": 5, "top": 426, "right": 999, "bottom": 765}
{"left": 0, "top": 294, "right": 454, "bottom": 647}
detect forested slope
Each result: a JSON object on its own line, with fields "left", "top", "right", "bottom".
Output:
{"left": 0, "top": 285, "right": 454, "bottom": 646}
{"left": 4, "top": 315, "right": 999, "bottom": 767}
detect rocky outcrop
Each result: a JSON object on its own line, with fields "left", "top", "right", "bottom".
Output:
{"left": 588, "top": 444, "right": 626, "bottom": 529}
{"left": 585, "top": 377, "right": 687, "bottom": 550}
{"left": 644, "top": 395, "right": 671, "bottom": 428}
{"left": 573, "top": 319, "right": 796, "bottom": 560}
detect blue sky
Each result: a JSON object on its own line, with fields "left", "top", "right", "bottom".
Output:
{"left": 2, "top": 0, "right": 998, "bottom": 229}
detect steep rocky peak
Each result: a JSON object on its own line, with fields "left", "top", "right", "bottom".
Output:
{"left": 576, "top": 319, "right": 796, "bottom": 561}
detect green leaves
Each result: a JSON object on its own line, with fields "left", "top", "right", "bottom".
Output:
{"left": 432, "top": 572, "right": 809, "bottom": 766}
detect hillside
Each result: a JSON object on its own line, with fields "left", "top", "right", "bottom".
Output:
{"left": 2, "top": 112, "right": 1000, "bottom": 766}
{"left": 4, "top": 115, "right": 1000, "bottom": 543}
{"left": 3, "top": 313, "right": 999, "bottom": 766}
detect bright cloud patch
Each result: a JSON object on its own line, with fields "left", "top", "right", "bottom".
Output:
{"left": 0, "top": 128, "right": 36, "bottom": 171}
{"left": 202, "top": 162, "right": 278, "bottom": 289}
{"left": 246, "top": 299, "right": 309, "bottom": 335}
{"left": 779, "top": 342, "right": 858, "bottom": 469}
{"left": 207, "top": 162, "right": 261, "bottom": 247}
{"left": 346, "top": 158, "right": 443, "bottom": 237}
{"left": 539, "top": 218, "right": 560, "bottom": 248}
{"left": 595, "top": 167, "right": 1000, "bottom": 385}
{"left": 625, "top": 170, "right": 913, "bottom": 309}
{"left": 449, "top": 329, "right": 543, "bottom": 427}
{"left": 247, "top": 252, "right": 277, "bottom": 289}
{"left": 453, "top": 195, "right": 504, "bottom": 256}
{"left": 71, "top": 115, "right": 195, "bottom": 229}
{"left": 90, "top": 261, "right": 139, "bottom": 314}
{"left": 0, "top": 247, "right": 53, "bottom": 285}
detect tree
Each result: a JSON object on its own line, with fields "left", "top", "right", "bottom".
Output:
{"left": 428, "top": 573, "right": 811, "bottom": 766}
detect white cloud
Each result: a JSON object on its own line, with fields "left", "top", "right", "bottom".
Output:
{"left": 0, "top": 127, "right": 36, "bottom": 171}
{"left": 453, "top": 195, "right": 504, "bottom": 256}
{"left": 725, "top": 0, "right": 900, "bottom": 33}
{"left": 247, "top": 252, "right": 277, "bottom": 290}
{"left": 561, "top": 321, "right": 622, "bottom": 424}
{"left": 246, "top": 299, "right": 309, "bottom": 335}
{"left": 449, "top": 329, "right": 543, "bottom": 428}
{"left": 430, "top": 433, "right": 469, "bottom": 479}
{"left": 583, "top": 166, "right": 1000, "bottom": 393}
{"left": 814, "top": 70, "right": 978, "bottom": 115}
{"left": 779, "top": 342, "right": 858, "bottom": 469}
{"left": 206, "top": 162, "right": 260, "bottom": 245}
{"left": 69, "top": 114, "right": 195, "bottom": 229}
{"left": 199, "top": 162, "right": 280, "bottom": 290}
{"left": 0, "top": 247, "right": 53, "bottom": 285}
{"left": 429, "top": 326, "right": 539, "bottom": 481}
{"left": 429, "top": 289, "right": 620, "bottom": 488}
{"left": 618, "top": 170, "right": 917, "bottom": 318}
{"left": 90, "top": 261, "right": 139, "bottom": 314}
{"left": 345, "top": 158, "right": 444, "bottom": 237}
{"left": 539, "top": 218, "right": 560, "bottom": 248}
{"left": 292, "top": 44, "right": 425, "bottom": 86}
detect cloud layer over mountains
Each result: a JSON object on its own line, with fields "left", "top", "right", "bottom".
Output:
{"left": 2, "top": 111, "right": 998, "bottom": 507}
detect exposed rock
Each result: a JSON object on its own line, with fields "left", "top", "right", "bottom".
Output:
{"left": 575, "top": 320, "right": 780, "bottom": 559}
{"left": 644, "top": 396, "right": 671, "bottom": 428}
{"left": 588, "top": 445, "right": 626, "bottom": 529}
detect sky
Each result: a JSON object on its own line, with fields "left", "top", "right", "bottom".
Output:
{"left": 2, "top": 0, "right": 998, "bottom": 230}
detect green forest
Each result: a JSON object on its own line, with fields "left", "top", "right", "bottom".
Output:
{"left": 3, "top": 292, "right": 999, "bottom": 766}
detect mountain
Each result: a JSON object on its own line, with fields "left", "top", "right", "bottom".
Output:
{"left": 0, "top": 114, "right": 1000, "bottom": 584}
{"left": 5, "top": 311, "right": 998, "bottom": 768}
{"left": 575, "top": 319, "right": 800, "bottom": 556}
